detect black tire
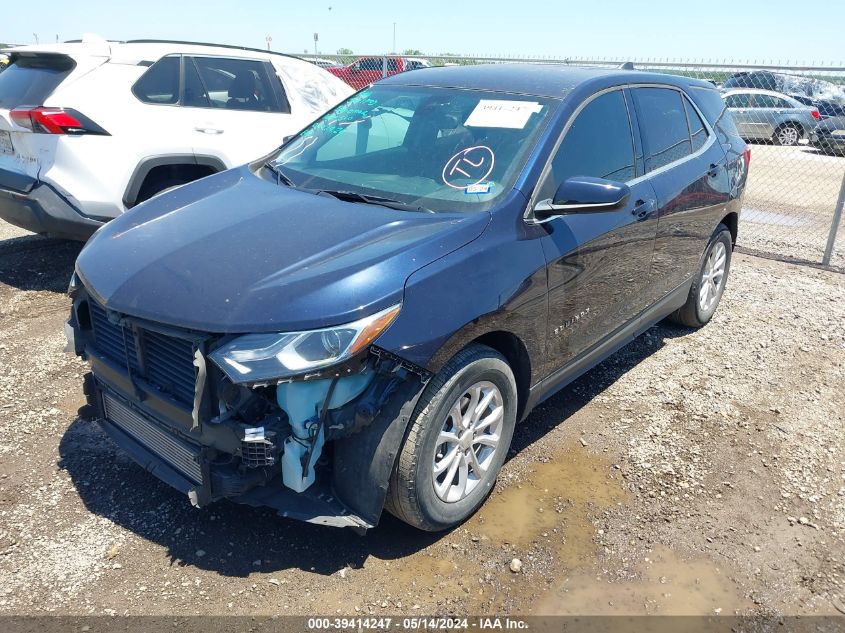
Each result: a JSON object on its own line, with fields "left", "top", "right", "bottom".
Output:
{"left": 386, "top": 344, "right": 517, "bottom": 531}
{"left": 773, "top": 123, "right": 801, "bottom": 146}
{"left": 669, "top": 224, "right": 733, "bottom": 328}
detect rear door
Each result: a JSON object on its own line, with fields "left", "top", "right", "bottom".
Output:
{"left": 749, "top": 93, "right": 782, "bottom": 138}
{"left": 131, "top": 54, "right": 201, "bottom": 166}
{"left": 632, "top": 86, "right": 731, "bottom": 302}
{"left": 185, "top": 55, "right": 295, "bottom": 165}
{"left": 723, "top": 92, "right": 756, "bottom": 138}
{"left": 538, "top": 87, "right": 659, "bottom": 375}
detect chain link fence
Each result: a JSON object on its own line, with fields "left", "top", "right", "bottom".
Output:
{"left": 298, "top": 53, "right": 845, "bottom": 271}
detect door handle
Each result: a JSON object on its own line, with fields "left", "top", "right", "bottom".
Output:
{"left": 631, "top": 199, "right": 655, "bottom": 221}
{"left": 707, "top": 163, "right": 720, "bottom": 178}
{"left": 195, "top": 126, "right": 224, "bottom": 135}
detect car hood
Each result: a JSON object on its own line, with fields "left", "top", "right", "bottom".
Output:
{"left": 76, "top": 166, "right": 490, "bottom": 333}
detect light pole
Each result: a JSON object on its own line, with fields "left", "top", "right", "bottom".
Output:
{"left": 392, "top": 23, "right": 396, "bottom": 54}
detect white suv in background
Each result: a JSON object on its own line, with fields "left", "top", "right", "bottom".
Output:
{"left": 0, "top": 38, "right": 352, "bottom": 240}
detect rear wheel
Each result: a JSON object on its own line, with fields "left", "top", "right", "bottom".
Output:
{"left": 773, "top": 123, "right": 801, "bottom": 146}
{"left": 386, "top": 344, "right": 517, "bottom": 531}
{"left": 669, "top": 224, "right": 733, "bottom": 328}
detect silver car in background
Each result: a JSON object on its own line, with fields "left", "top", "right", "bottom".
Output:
{"left": 722, "top": 89, "right": 821, "bottom": 145}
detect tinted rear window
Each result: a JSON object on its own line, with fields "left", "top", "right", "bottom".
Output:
{"left": 633, "top": 87, "right": 692, "bottom": 173}
{"left": 0, "top": 54, "right": 75, "bottom": 109}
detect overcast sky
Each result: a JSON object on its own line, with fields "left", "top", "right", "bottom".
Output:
{"left": 4, "top": 0, "right": 844, "bottom": 63}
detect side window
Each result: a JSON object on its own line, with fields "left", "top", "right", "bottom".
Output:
{"left": 773, "top": 97, "right": 791, "bottom": 108}
{"left": 683, "top": 96, "right": 708, "bottom": 152}
{"left": 754, "top": 94, "right": 778, "bottom": 108}
{"left": 190, "top": 57, "right": 287, "bottom": 113}
{"left": 387, "top": 59, "right": 399, "bottom": 72}
{"left": 133, "top": 55, "right": 180, "bottom": 104}
{"left": 725, "top": 93, "right": 751, "bottom": 108}
{"left": 183, "top": 58, "right": 210, "bottom": 108}
{"left": 633, "top": 87, "right": 692, "bottom": 173}
{"left": 358, "top": 58, "right": 381, "bottom": 71}
{"left": 539, "top": 89, "right": 635, "bottom": 200}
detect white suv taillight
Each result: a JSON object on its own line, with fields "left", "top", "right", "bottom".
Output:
{"left": 9, "top": 106, "right": 109, "bottom": 136}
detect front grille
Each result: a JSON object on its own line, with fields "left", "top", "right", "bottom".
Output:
{"left": 102, "top": 391, "right": 203, "bottom": 484}
{"left": 88, "top": 301, "right": 197, "bottom": 406}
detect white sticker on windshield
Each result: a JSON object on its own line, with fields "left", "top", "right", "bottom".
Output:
{"left": 465, "top": 182, "right": 493, "bottom": 194}
{"left": 464, "top": 100, "right": 543, "bottom": 129}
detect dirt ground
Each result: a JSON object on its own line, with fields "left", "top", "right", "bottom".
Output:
{"left": 0, "top": 220, "right": 843, "bottom": 618}
{"left": 740, "top": 143, "right": 845, "bottom": 269}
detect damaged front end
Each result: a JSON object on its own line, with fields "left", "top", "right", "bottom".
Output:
{"left": 66, "top": 282, "right": 429, "bottom": 531}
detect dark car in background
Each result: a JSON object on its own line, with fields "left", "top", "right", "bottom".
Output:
{"left": 67, "top": 65, "right": 748, "bottom": 532}
{"left": 812, "top": 116, "right": 845, "bottom": 155}
{"left": 789, "top": 93, "right": 845, "bottom": 119}
{"left": 723, "top": 70, "right": 783, "bottom": 92}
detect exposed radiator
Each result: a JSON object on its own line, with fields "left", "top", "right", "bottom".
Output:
{"left": 102, "top": 392, "right": 203, "bottom": 484}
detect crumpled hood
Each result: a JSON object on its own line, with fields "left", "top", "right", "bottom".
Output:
{"left": 76, "top": 166, "right": 490, "bottom": 333}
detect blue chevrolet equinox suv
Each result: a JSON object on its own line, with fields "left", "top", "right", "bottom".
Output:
{"left": 67, "top": 64, "right": 748, "bottom": 532}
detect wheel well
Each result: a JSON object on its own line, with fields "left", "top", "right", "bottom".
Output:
{"left": 134, "top": 164, "right": 217, "bottom": 205}
{"left": 474, "top": 331, "right": 531, "bottom": 420}
{"left": 721, "top": 211, "right": 738, "bottom": 245}
{"left": 777, "top": 120, "right": 803, "bottom": 134}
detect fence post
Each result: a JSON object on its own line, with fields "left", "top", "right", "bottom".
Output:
{"left": 382, "top": 55, "right": 387, "bottom": 79}
{"left": 823, "top": 170, "right": 845, "bottom": 266}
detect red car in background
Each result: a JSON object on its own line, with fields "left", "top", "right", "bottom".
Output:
{"left": 327, "top": 56, "right": 431, "bottom": 89}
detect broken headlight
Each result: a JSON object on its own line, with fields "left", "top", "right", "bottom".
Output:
{"left": 209, "top": 304, "right": 400, "bottom": 383}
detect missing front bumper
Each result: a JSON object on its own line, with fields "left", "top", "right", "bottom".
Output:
{"left": 92, "top": 382, "right": 373, "bottom": 530}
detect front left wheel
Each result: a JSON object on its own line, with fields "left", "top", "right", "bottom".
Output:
{"left": 386, "top": 344, "right": 517, "bottom": 531}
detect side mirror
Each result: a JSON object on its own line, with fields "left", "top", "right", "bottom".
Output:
{"left": 533, "top": 176, "right": 631, "bottom": 222}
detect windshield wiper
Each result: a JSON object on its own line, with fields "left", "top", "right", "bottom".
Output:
{"left": 263, "top": 162, "right": 296, "bottom": 188}
{"left": 316, "top": 189, "right": 433, "bottom": 213}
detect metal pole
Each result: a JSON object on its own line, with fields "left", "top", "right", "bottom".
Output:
{"left": 822, "top": 170, "right": 845, "bottom": 266}
{"left": 393, "top": 23, "right": 396, "bottom": 54}
{"left": 382, "top": 55, "right": 387, "bottom": 79}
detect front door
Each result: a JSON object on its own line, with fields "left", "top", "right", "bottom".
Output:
{"left": 537, "top": 88, "right": 659, "bottom": 377}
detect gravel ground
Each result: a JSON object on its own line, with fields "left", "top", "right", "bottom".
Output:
{"left": 0, "top": 220, "right": 843, "bottom": 618}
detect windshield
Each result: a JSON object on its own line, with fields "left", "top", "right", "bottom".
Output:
{"left": 271, "top": 85, "right": 555, "bottom": 212}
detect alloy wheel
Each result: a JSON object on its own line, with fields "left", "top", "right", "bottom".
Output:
{"left": 432, "top": 381, "right": 504, "bottom": 503}
{"left": 699, "top": 241, "right": 727, "bottom": 313}
{"left": 777, "top": 126, "right": 799, "bottom": 146}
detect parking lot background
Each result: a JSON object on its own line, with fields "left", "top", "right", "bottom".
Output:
{"left": 310, "top": 54, "right": 845, "bottom": 271}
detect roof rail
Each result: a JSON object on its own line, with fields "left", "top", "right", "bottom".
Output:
{"left": 62, "top": 38, "right": 297, "bottom": 61}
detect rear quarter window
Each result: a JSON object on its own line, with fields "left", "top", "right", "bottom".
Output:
{"left": 0, "top": 54, "right": 75, "bottom": 109}
{"left": 689, "top": 86, "right": 742, "bottom": 142}
{"left": 133, "top": 55, "right": 180, "bottom": 104}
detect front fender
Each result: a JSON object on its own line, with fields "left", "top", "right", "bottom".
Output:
{"left": 375, "top": 209, "right": 548, "bottom": 383}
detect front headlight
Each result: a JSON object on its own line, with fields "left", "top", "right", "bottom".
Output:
{"left": 210, "top": 304, "right": 401, "bottom": 383}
